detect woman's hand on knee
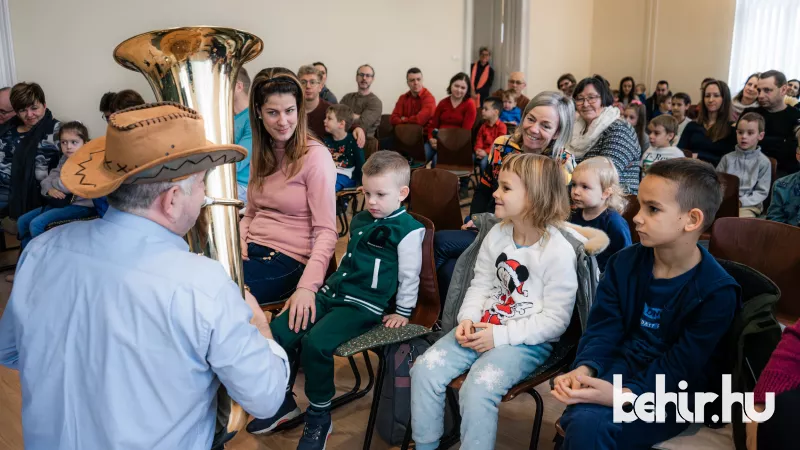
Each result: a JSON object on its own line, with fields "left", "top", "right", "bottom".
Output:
{"left": 241, "top": 240, "right": 249, "bottom": 261}
{"left": 284, "top": 288, "right": 316, "bottom": 333}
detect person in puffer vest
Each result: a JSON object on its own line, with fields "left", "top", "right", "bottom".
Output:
{"left": 249, "top": 151, "right": 424, "bottom": 449}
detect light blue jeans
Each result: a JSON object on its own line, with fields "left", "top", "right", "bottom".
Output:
{"left": 17, "top": 205, "right": 97, "bottom": 249}
{"left": 410, "top": 328, "right": 552, "bottom": 450}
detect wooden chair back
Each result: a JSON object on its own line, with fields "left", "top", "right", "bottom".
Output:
{"left": 709, "top": 217, "right": 800, "bottom": 321}
{"left": 408, "top": 168, "right": 463, "bottom": 231}
{"left": 394, "top": 124, "right": 426, "bottom": 163}
{"left": 408, "top": 212, "right": 440, "bottom": 328}
{"left": 435, "top": 128, "right": 473, "bottom": 171}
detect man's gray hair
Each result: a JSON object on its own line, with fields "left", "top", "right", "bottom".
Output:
{"left": 107, "top": 174, "right": 198, "bottom": 214}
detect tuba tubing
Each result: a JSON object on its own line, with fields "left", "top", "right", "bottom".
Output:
{"left": 113, "top": 26, "right": 263, "bottom": 441}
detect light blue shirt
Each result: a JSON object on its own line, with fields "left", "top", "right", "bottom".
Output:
{"left": 0, "top": 208, "right": 290, "bottom": 450}
{"left": 234, "top": 108, "right": 253, "bottom": 187}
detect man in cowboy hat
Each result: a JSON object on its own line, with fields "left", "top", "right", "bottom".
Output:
{"left": 0, "top": 102, "right": 290, "bottom": 450}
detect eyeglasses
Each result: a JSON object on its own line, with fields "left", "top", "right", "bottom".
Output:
{"left": 509, "top": 80, "right": 525, "bottom": 85}
{"left": 357, "top": 73, "right": 374, "bottom": 78}
{"left": 574, "top": 95, "right": 601, "bottom": 105}
{"left": 299, "top": 80, "right": 320, "bottom": 87}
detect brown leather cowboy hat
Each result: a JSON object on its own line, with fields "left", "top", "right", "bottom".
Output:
{"left": 62, "top": 102, "right": 247, "bottom": 198}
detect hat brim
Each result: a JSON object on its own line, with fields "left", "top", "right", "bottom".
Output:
{"left": 61, "top": 136, "right": 247, "bottom": 198}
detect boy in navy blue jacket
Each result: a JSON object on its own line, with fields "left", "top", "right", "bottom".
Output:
{"left": 552, "top": 158, "right": 740, "bottom": 449}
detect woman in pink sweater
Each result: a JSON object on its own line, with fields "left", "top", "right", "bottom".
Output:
{"left": 241, "top": 67, "right": 337, "bottom": 326}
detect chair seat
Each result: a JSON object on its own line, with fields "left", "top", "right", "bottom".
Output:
{"left": 447, "top": 342, "right": 577, "bottom": 402}
{"left": 337, "top": 188, "right": 360, "bottom": 197}
{"left": 260, "top": 301, "right": 286, "bottom": 314}
{"left": 335, "top": 323, "right": 432, "bottom": 357}
{"left": 445, "top": 169, "right": 471, "bottom": 179}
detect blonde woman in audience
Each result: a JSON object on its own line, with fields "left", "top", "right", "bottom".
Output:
{"left": 732, "top": 73, "right": 760, "bottom": 121}
{"left": 677, "top": 80, "right": 736, "bottom": 166}
{"left": 241, "top": 67, "right": 337, "bottom": 314}
{"left": 567, "top": 75, "right": 641, "bottom": 194}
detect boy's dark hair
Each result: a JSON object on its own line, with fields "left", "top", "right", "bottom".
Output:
{"left": 58, "top": 121, "right": 90, "bottom": 143}
{"left": 657, "top": 92, "right": 673, "bottom": 104}
{"left": 406, "top": 67, "right": 422, "bottom": 78}
{"left": 99, "top": 91, "right": 116, "bottom": 113}
{"left": 362, "top": 150, "right": 411, "bottom": 186}
{"left": 759, "top": 70, "right": 787, "bottom": 87}
{"left": 646, "top": 158, "right": 723, "bottom": 230}
{"left": 111, "top": 90, "right": 145, "bottom": 113}
{"left": 10, "top": 82, "right": 46, "bottom": 111}
{"left": 574, "top": 76, "right": 614, "bottom": 107}
{"left": 327, "top": 103, "right": 354, "bottom": 130}
{"left": 650, "top": 115, "right": 679, "bottom": 135}
{"left": 738, "top": 112, "right": 765, "bottom": 133}
{"left": 483, "top": 96, "right": 502, "bottom": 112}
{"left": 237, "top": 67, "right": 251, "bottom": 92}
{"left": 672, "top": 92, "right": 691, "bottom": 106}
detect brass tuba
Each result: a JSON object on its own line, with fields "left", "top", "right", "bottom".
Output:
{"left": 113, "top": 26, "right": 263, "bottom": 445}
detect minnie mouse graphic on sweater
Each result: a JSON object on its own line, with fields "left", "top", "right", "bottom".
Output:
{"left": 480, "top": 253, "right": 535, "bottom": 324}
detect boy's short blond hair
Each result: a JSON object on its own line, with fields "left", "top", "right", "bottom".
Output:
{"left": 362, "top": 150, "right": 411, "bottom": 187}
{"left": 502, "top": 89, "right": 518, "bottom": 101}
{"left": 327, "top": 104, "right": 354, "bottom": 131}
{"left": 649, "top": 115, "right": 679, "bottom": 135}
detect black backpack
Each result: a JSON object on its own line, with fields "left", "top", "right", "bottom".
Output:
{"left": 714, "top": 260, "right": 783, "bottom": 450}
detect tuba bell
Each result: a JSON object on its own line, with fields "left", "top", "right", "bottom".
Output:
{"left": 113, "top": 26, "right": 263, "bottom": 447}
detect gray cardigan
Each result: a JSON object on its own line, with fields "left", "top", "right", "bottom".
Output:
{"left": 40, "top": 155, "right": 93, "bottom": 207}
{"left": 716, "top": 147, "right": 772, "bottom": 207}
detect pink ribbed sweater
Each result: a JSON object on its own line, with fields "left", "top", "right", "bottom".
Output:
{"left": 240, "top": 140, "right": 337, "bottom": 293}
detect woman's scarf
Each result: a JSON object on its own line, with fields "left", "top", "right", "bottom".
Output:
{"left": 566, "top": 106, "right": 620, "bottom": 159}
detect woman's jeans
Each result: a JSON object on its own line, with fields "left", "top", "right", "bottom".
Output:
{"left": 434, "top": 229, "right": 477, "bottom": 307}
{"left": 243, "top": 242, "right": 306, "bottom": 305}
{"left": 410, "top": 329, "right": 553, "bottom": 450}
{"left": 425, "top": 142, "right": 437, "bottom": 167}
{"left": 17, "top": 205, "right": 96, "bottom": 249}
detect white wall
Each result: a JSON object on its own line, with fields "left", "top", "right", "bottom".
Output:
{"left": 526, "top": 0, "right": 595, "bottom": 96}
{"left": 9, "top": 0, "right": 466, "bottom": 137}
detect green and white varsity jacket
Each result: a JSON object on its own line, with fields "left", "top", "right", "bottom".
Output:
{"left": 320, "top": 207, "right": 424, "bottom": 318}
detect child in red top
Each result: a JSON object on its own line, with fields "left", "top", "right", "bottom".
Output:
{"left": 425, "top": 72, "right": 477, "bottom": 167}
{"left": 474, "top": 97, "right": 508, "bottom": 173}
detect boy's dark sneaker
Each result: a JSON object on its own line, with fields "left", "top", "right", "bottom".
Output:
{"left": 246, "top": 391, "right": 301, "bottom": 435}
{"left": 297, "top": 409, "right": 332, "bottom": 450}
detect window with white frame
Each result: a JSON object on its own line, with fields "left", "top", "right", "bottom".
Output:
{"left": 728, "top": 0, "right": 800, "bottom": 95}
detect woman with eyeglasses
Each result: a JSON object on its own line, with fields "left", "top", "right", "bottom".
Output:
{"left": 566, "top": 75, "right": 642, "bottom": 194}
{"left": 677, "top": 80, "right": 736, "bottom": 167}
{"left": 0, "top": 82, "right": 61, "bottom": 228}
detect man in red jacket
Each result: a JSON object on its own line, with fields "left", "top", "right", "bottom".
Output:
{"left": 390, "top": 67, "right": 436, "bottom": 128}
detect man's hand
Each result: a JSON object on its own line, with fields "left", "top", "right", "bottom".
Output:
{"left": 428, "top": 138, "right": 437, "bottom": 150}
{"left": 279, "top": 288, "right": 316, "bottom": 333}
{"left": 353, "top": 127, "right": 366, "bottom": 148}
{"left": 47, "top": 188, "right": 66, "bottom": 199}
{"left": 244, "top": 290, "right": 273, "bottom": 339}
{"left": 461, "top": 220, "right": 476, "bottom": 230}
{"left": 552, "top": 365, "right": 594, "bottom": 398}
{"left": 475, "top": 149, "right": 487, "bottom": 159}
{"left": 463, "top": 322, "right": 494, "bottom": 353}
{"left": 455, "top": 319, "right": 474, "bottom": 346}
{"left": 382, "top": 314, "right": 408, "bottom": 328}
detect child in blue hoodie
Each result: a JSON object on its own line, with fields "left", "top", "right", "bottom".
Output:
{"left": 552, "top": 158, "right": 740, "bottom": 450}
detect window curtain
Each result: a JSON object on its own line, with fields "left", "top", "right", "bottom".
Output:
{"left": 0, "top": 0, "right": 15, "bottom": 87}
{"left": 728, "top": 0, "right": 800, "bottom": 94}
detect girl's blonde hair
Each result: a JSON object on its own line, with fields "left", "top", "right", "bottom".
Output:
{"left": 248, "top": 67, "right": 317, "bottom": 192}
{"left": 573, "top": 157, "right": 627, "bottom": 213}
{"left": 499, "top": 153, "right": 571, "bottom": 237}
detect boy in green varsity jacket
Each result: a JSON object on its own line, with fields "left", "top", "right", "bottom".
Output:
{"left": 248, "top": 151, "right": 424, "bottom": 449}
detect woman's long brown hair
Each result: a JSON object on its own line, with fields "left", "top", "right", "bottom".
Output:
{"left": 248, "top": 67, "right": 315, "bottom": 191}
{"left": 697, "top": 80, "right": 733, "bottom": 142}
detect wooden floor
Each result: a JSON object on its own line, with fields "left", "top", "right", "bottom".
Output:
{"left": 0, "top": 199, "right": 569, "bottom": 450}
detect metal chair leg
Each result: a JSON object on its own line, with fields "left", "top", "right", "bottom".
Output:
{"left": 362, "top": 349, "right": 387, "bottom": 450}
{"left": 528, "top": 388, "right": 544, "bottom": 450}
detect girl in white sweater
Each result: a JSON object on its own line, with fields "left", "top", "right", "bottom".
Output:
{"left": 410, "top": 153, "right": 580, "bottom": 450}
